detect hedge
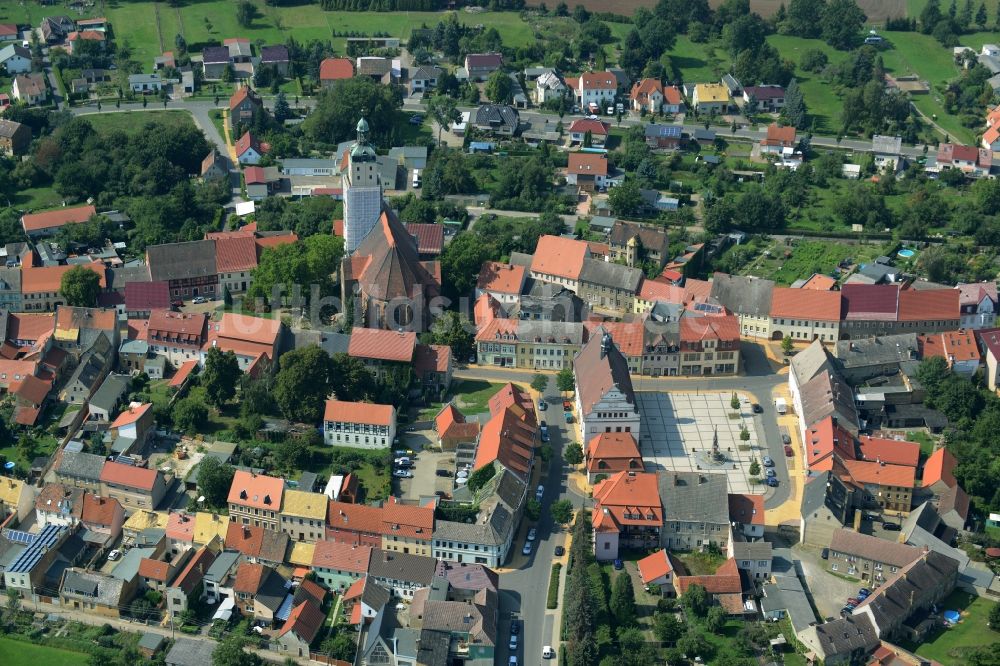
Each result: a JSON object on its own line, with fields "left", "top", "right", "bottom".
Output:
{"left": 546, "top": 563, "right": 562, "bottom": 609}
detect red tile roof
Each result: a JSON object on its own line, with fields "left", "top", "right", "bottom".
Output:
{"left": 7, "top": 313, "right": 55, "bottom": 342}
{"left": 139, "top": 558, "right": 171, "bottom": 582}
{"left": 311, "top": 539, "right": 372, "bottom": 574}
{"left": 227, "top": 469, "right": 283, "bottom": 509}
{"left": 487, "top": 382, "right": 535, "bottom": 421}
{"left": 233, "top": 561, "right": 267, "bottom": 594}
{"left": 278, "top": 600, "right": 325, "bottom": 642}
{"left": 235, "top": 131, "right": 263, "bottom": 158}
{"left": 404, "top": 223, "right": 444, "bottom": 255}
{"left": 413, "top": 343, "right": 450, "bottom": 375}
{"left": 637, "top": 549, "right": 673, "bottom": 584}
{"left": 21, "top": 205, "right": 96, "bottom": 232}
{"left": 100, "top": 461, "right": 158, "bottom": 491}
{"left": 21, "top": 262, "right": 106, "bottom": 294}
{"left": 762, "top": 123, "right": 796, "bottom": 146}
{"left": 728, "top": 493, "right": 765, "bottom": 527}
{"left": 841, "top": 459, "right": 916, "bottom": 488}
{"left": 897, "top": 287, "right": 959, "bottom": 321}
{"left": 567, "top": 152, "right": 608, "bottom": 177}
{"left": 801, "top": 274, "right": 837, "bottom": 291}
{"left": 229, "top": 86, "right": 260, "bottom": 112}
{"left": 920, "top": 329, "right": 981, "bottom": 364}
{"left": 111, "top": 402, "right": 151, "bottom": 428}
{"left": 477, "top": 261, "right": 526, "bottom": 295}
{"left": 675, "top": 557, "right": 741, "bottom": 595}
{"left": 243, "top": 166, "right": 266, "bottom": 185}
{"left": 805, "top": 416, "right": 856, "bottom": 472}
{"left": 320, "top": 57, "right": 354, "bottom": 81}
{"left": 474, "top": 407, "right": 535, "bottom": 476}
{"left": 585, "top": 432, "right": 643, "bottom": 475}
{"left": 770, "top": 287, "right": 841, "bottom": 320}
{"left": 171, "top": 546, "right": 216, "bottom": 593}
{"left": 841, "top": 284, "right": 899, "bottom": 320}
{"left": 637, "top": 278, "right": 686, "bottom": 304}
{"left": 169, "top": 359, "right": 198, "bottom": 388}
{"left": 348, "top": 328, "right": 416, "bottom": 362}
{"left": 125, "top": 281, "right": 170, "bottom": 311}
{"left": 213, "top": 312, "right": 281, "bottom": 346}
{"left": 255, "top": 232, "right": 298, "bottom": 251}
{"left": 630, "top": 78, "right": 663, "bottom": 98}
{"left": 856, "top": 436, "right": 920, "bottom": 468}
{"left": 580, "top": 71, "right": 617, "bottom": 89}
{"left": 592, "top": 471, "right": 662, "bottom": 533}
{"left": 147, "top": 310, "right": 207, "bottom": 344}
{"left": 215, "top": 235, "right": 259, "bottom": 273}
{"left": 11, "top": 374, "right": 50, "bottom": 405}
{"left": 568, "top": 118, "right": 609, "bottom": 135}
{"left": 679, "top": 314, "right": 740, "bottom": 344}
{"left": 922, "top": 448, "right": 957, "bottom": 488}
{"left": 80, "top": 494, "right": 121, "bottom": 526}
{"left": 530, "top": 235, "right": 589, "bottom": 281}
{"left": 663, "top": 85, "right": 682, "bottom": 105}
{"left": 166, "top": 511, "right": 195, "bottom": 543}
{"left": 324, "top": 400, "right": 394, "bottom": 426}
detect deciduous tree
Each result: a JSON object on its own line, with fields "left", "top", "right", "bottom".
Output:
{"left": 197, "top": 456, "right": 235, "bottom": 508}
{"left": 202, "top": 347, "right": 241, "bottom": 407}
{"left": 60, "top": 265, "right": 102, "bottom": 307}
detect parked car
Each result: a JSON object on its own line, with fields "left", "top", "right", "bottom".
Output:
{"left": 784, "top": 445, "right": 794, "bottom": 457}
{"left": 847, "top": 597, "right": 860, "bottom": 606}
{"left": 563, "top": 401, "right": 572, "bottom": 411}
{"left": 527, "top": 527, "right": 537, "bottom": 541}
{"left": 752, "top": 403, "right": 763, "bottom": 414}
{"left": 509, "top": 657, "right": 518, "bottom": 666}
{"left": 192, "top": 296, "right": 207, "bottom": 304}
{"left": 766, "top": 477, "right": 779, "bottom": 487}
{"left": 535, "top": 485, "right": 544, "bottom": 501}
{"left": 170, "top": 299, "right": 183, "bottom": 308}
{"left": 765, "top": 468, "right": 776, "bottom": 478}
{"left": 509, "top": 634, "right": 518, "bottom": 651}
{"left": 564, "top": 412, "right": 573, "bottom": 423}
{"left": 393, "top": 469, "right": 413, "bottom": 478}
{"left": 762, "top": 455, "right": 774, "bottom": 467}
{"left": 883, "top": 523, "right": 901, "bottom": 531}
{"left": 782, "top": 433, "right": 791, "bottom": 445}
{"left": 511, "top": 619, "right": 521, "bottom": 635}
{"left": 538, "top": 400, "right": 547, "bottom": 411}
{"left": 542, "top": 646, "right": 555, "bottom": 660}
{"left": 409, "top": 114, "right": 423, "bottom": 125}
{"left": 554, "top": 546, "right": 565, "bottom": 557}
{"left": 435, "top": 469, "right": 452, "bottom": 477}
{"left": 613, "top": 558, "right": 624, "bottom": 570}
{"left": 522, "top": 542, "right": 532, "bottom": 556}
{"left": 859, "top": 588, "right": 871, "bottom": 597}
{"left": 107, "top": 549, "right": 121, "bottom": 561}
{"left": 434, "top": 490, "right": 450, "bottom": 499}
{"left": 540, "top": 431, "right": 549, "bottom": 442}
{"left": 394, "top": 456, "right": 411, "bottom": 466}
{"left": 821, "top": 548, "right": 829, "bottom": 560}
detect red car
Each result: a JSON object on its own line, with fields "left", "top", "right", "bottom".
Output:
{"left": 563, "top": 401, "right": 572, "bottom": 411}
{"left": 784, "top": 445, "right": 794, "bottom": 457}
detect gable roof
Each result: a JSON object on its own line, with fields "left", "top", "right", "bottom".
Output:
{"left": 770, "top": 287, "right": 841, "bottom": 320}
{"left": 592, "top": 471, "right": 662, "bottom": 533}
{"left": 840, "top": 284, "right": 899, "bottom": 320}
{"left": 215, "top": 235, "right": 259, "bottom": 273}
{"left": 728, "top": 493, "right": 765, "bottom": 526}
{"left": 575, "top": 328, "right": 635, "bottom": 417}
{"left": 404, "top": 223, "right": 444, "bottom": 256}
{"left": 762, "top": 123, "right": 796, "bottom": 146}
{"left": 530, "top": 235, "right": 589, "bottom": 281}
{"left": 856, "top": 435, "right": 920, "bottom": 467}
{"left": 110, "top": 402, "right": 151, "bottom": 428}
{"left": 311, "top": 539, "right": 372, "bottom": 573}
{"left": 324, "top": 400, "right": 394, "bottom": 426}
{"left": 676, "top": 557, "right": 741, "bottom": 594}
{"left": 21, "top": 204, "right": 97, "bottom": 233}
{"left": 80, "top": 493, "right": 121, "bottom": 526}
{"left": 146, "top": 240, "right": 216, "bottom": 281}
{"left": 657, "top": 470, "right": 729, "bottom": 524}
{"left": 320, "top": 57, "right": 354, "bottom": 80}
{"left": 580, "top": 71, "right": 617, "bottom": 89}
{"left": 227, "top": 469, "right": 283, "bottom": 509}
{"left": 348, "top": 327, "right": 416, "bottom": 362}
{"left": 829, "top": 528, "right": 922, "bottom": 567}
{"left": 124, "top": 281, "right": 170, "bottom": 312}
{"left": 568, "top": 118, "right": 609, "bottom": 135}
{"left": 22, "top": 262, "right": 106, "bottom": 294}
{"left": 922, "top": 447, "right": 957, "bottom": 488}
{"left": 710, "top": 272, "right": 774, "bottom": 317}
{"left": 278, "top": 600, "right": 325, "bottom": 642}
{"left": 637, "top": 549, "right": 673, "bottom": 584}
{"left": 477, "top": 261, "right": 526, "bottom": 295}
{"left": 567, "top": 152, "right": 608, "bottom": 176}
{"left": 100, "top": 461, "right": 158, "bottom": 491}
{"left": 225, "top": 523, "right": 289, "bottom": 562}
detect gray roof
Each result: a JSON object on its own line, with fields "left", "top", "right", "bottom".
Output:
{"left": 409, "top": 65, "right": 441, "bottom": 80}
{"left": 147, "top": 240, "right": 217, "bottom": 282}
{"left": 57, "top": 450, "right": 107, "bottom": 482}
{"left": 128, "top": 74, "right": 161, "bottom": 85}
{"left": 517, "top": 320, "right": 585, "bottom": 345}
{"left": 139, "top": 633, "right": 165, "bottom": 651}
{"left": 710, "top": 272, "right": 775, "bottom": 318}
{"left": 205, "top": 550, "right": 241, "bottom": 582}
{"left": 834, "top": 334, "right": 919, "bottom": 368}
{"left": 88, "top": 373, "right": 130, "bottom": 413}
{"left": 509, "top": 252, "right": 532, "bottom": 268}
{"left": 801, "top": 472, "right": 841, "bottom": 522}
{"left": 858, "top": 263, "right": 897, "bottom": 283}
{"left": 657, "top": 471, "right": 729, "bottom": 524}
{"left": 202, "top": 46, "right": 230, "bottom": 64}
{"left": 589, "top": 215, "right": 615, "bottom": 231}
{"left": 872, "top": 134, "right": 902, "bottom": 155}
{"left": 732, "top": 540, "right": 773, "bottom": 561}
{"left": 853, "top": 551, "right": 959, "bottom": 632}
{"left": 829, "top": 529, "right": 921, "bottom": 568}
{"left": 61, "top": 569, "right": 127, "bottom": 608}
{"left": 811, "top": 614, "right": 879, "bottom": 658}
{"left": 474, "top": 104, "right": 519, "bottom": 130}
{"left": 800, "top": 370, "right": 859, "bottom": 433}
{"left": 416, "top": 629, "right": 451, "bottom": 665}
{"left": 280, "top": 158, "right": 339, "bottom": 170}
{"left": 368, "top": 549, "right": 436, "bottom": 586}
{"left": 434, "top": 503, "right": 512, "bottom": 547}
{"left": 0, "top": 266, "right": 21, "bottom": 291}
{"left": 292, "top": 329, "right": 351, "bottom": 356}
{"left": 790, "top": 339, "right": 835, "bottom": 388}
{"left": 120, "top": 339, "right": 149, "bottom": 355}
{"left": 111, "top": 546, "right": 155, "bottom": 581}
{"left": 165, "top": 637, "right": 210, "bottom": 666}
{"left": 65, "top": 332, "right": 112, "bottom": 392}
{"left": 0, "top": 44, "right": 29, "bottom": 62}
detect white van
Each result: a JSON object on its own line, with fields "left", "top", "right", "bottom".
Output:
{"left": 775, "top": 397, "right": 787, "bottom": 415}
{"left": 411, "top": 168, "right": 422, "bottom": 188}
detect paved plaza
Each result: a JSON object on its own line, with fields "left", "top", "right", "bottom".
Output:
{"left": 636, "top": 391, "right": 764, "bottom": 495}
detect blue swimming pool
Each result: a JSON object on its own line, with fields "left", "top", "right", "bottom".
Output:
{"left": 897, "top": 248, "right": 915, "bottom": 258}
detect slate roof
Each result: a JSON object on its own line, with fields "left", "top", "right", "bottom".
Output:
{"left": 574, "top": 327, "right": 635, "bottom": 418}
{"left": 146, "top": 240, "right": 216, "bottom": 281}
{"left": 709, "top": 272, "right": 774, "bottom": 317}
{"left": 810, "top": 614, "right": 879, "bottom": 659}
{"left": 474, "top": 104, "right": 519, "bottom": 131}
{"left": 368, "top": 549, "right": 437, "bottom": 586}
{"left": 657, "top": 471, "right": 729, "bottom": 524}
{"left": 57, "top": 450, "right": 106, "bottom": 482}
{"left": 852, "top": 550, "right": 959, "bottom": 632}
{"left": 830, "top": 529, "right": 922, "bottom": 567}
{"left": 88, "top": 373, "right": 129, "bottom": 413}
{"left": 578, "top": 258, "right": 642, "bottom": 291}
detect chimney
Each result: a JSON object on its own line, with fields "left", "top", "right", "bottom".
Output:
{"left": 243, "top": 526, "right": 250, "bottom": 538}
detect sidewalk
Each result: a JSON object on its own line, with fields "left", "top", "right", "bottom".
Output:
{"left": 221, "top": 109, "right": 237, "bottom": 164}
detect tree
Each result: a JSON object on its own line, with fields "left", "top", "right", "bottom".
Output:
{"left": 557, "top": 367, "right": 575, "bottom": 393}
{"left": 610, "top": 572, "right": 637, "bottom": 626}
{"left": 989, "top": 601, "right": 1000, "bottom": 630}
{"left": 977, "top": 1, "right": 988, "bottom": 28}
{"left": 274, "top": 345, "right": 336, "bottom": 423}
{"left": 705, "top": 605, "right": 726, "bottom": 632}
{"left": 730, "top": 392, "right": 740, "bottom": 410}
{"left": 273, "top": 91, "right": 291, "bottom": 123}
{"left": 749, "top": 459, "right": 761, "bottom": 476}
{"left": 303, "top": 76, "right": 402, "bottom": 147}
{"left": 275, "top": 437, "right": 309, "bottom": 472}
{"left": 531, "top": 373, "right": 549, "bottom": 392}
{"left": 740, "top": 425, "right": 750, "bottom": 442}
{"left": 567, "top": 631, "right": 599, "bottom": 666}
{"left": 427, "top": 93, "right": 460, "bottom": 145}
{"left": 197, "top": 456, "right": 235, "bottom": 509}
{"left": 173, "top": 398, "right": 208, "bottom": 434}
{"left": 323, "top": 632, "right": 357, "bottom": 661}
{"left": 821, "top": 0, "right": 866, "bottom": 49}
{"left": 782, "top": 78, "right": 807, "bottom": 129}
{"left": 60, "top": 265, "right": 102, "bottom": 307}
{"left": 525, "top": 497, "right": 542, "bottom": 521}
{"left": 202, "top": 347, "right": 241, "bottom": 407}
{"left": 551, "top": 499, "right": 574, "bottom": 524}
{"left": 784, "top": 0, "right": 827, "bottom": 38}
{"left": 213, "top": 634, "right": 263, "bottom": 666}
{"left": 781, "top": 335, "right": 794, "bottom": 355}
{"left": 439, "top": 232, "right": 495, "bottom": 301}
{"left": 484, "top": 69, "right": 514, "bottom": 104}
{"left": 467, "top": 463, "right": 497, "bottom": 493}
{"left": 677, "top": 628, "right": 712, "bottom": 663}
{"left": 235, "top": 1, "right": 257, "bottom": 28}
{"left": 654, "top": 612, "right": 683, "bottom": 644}
{"left": 564, "top": 442, "right": 584, "bottom": 465}
{"left": 16, "top": 433, "right": 36, "bottom": 462}
{"left": 607, "top": 178, "right": 643, "bottom": 217}
{"left": 922, "top": 0, "right": 944, "bottom": 32}
{"left": 682, "top": 583, "right": 709, "bottom": 617}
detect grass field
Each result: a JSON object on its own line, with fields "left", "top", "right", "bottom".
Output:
{"left": 903, "top": 591, "right": 1000, "bottom": 665}
{"left": 768, "top": 35, "right": 853, "bottom": 133}
{"left": 82, "top": 110, "right": 198, "bottom": 135}
{"left": 452, "top": 379, "right": 509, "bottom": 416}
{"left": 668, "top": 36, "right": 730, "bottom": 83}
{"left": 0, "top": 637, "right": 89, "bottom": 666}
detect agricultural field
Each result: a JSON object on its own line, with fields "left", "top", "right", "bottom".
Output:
{"left": 734, "top": 238, "right": 884, "bottom": 286}
{"left": 0, "top": 637, "right": 89, "bottom": 666}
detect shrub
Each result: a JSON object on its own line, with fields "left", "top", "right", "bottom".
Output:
{"left": 547, "top": 563, "right": 562, "bottom": 609}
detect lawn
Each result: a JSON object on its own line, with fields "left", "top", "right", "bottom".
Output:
{"left": 673, "top": 550, "right": 726, "bottom": 576}
{"left": 209, "top": 109, "right": 229, "bottom": 145}
{"left": 13, "top": 186, "right": 63, "bottom": 211}
{"left": 667, "top": 36, "right": 730, "bottom": 83}
{"left": 0, "top": 637, "right": 89, "bottom": 666}
{"left": 767, "top": 35, "right": 853, "bottom": 133}
{"left": 452, "top": 380, "right": 508, "bottom": 416}
{"left": 82, "top": 110, "right": 198, "bottom": 136}
{"left": 906, "top": 431, "right": 937, "bottom": 457}
{"left": 903, "top": 590, "right": 1000, "bottom": 665}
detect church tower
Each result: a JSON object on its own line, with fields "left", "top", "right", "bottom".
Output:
{"left": 343, "top": 118, "right": 383, "bottom": 254}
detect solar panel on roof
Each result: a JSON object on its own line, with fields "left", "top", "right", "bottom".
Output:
{"left": 2, "top": 529, "right": 36, "bottom": 546}
{"left": 275, "top": 594, "right": 294, "bottom": 621}
{"left": 113, "top": 455, "right": 135, "bottom": 465}
{"left": 7, "top": 524, "right": 64, "bottom": 574}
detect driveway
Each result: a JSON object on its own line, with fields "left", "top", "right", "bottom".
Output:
{"left": 794, "top": 543, "right": 864, "bottom": 620}
{"left": 396, "top": 449, "right": 456, "bottom": 500}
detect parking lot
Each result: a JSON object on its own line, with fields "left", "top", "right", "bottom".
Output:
{"left": 637, "top": 391, "right": 765, "bottom": 495}
{"left": 393, "top": 424, "right": 470, "bottom": 501}
{"left": 794, "top": 543, "right": 867, "bottom": 620}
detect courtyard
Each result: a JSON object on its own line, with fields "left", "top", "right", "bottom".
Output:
{"left": 636, "top": 391, "right": 764, "bottom": 495}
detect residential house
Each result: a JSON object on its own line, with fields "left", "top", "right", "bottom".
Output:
{"left": 629, "top": 78, "right": 665, "bottom": 113}
{"left": 533, "top": 69, "right": 565, "bottom": 105}
{"left": 827, "top": 529, "right": 921, "bottom": 583}
{"left": 637, "top": 549, "right": 674, "bottom": 592}
{"left": 568, "top": 71, "right": 618, "bottom": 111}
{"left": 379, "top": 497, "right": 434, "bottom": 557}
{"left": 202, "top": 312, "right": 285, "bottom": 371}
{"left": 760, "top": 123, "right": 796, "bottom": 154}
{"left": 409, "top": 574, "right": 499, "bottom": 664}
{"left": 60, "top": 569, "right": 138, "bottom": 619}
{"left": 201, "top": 150, "right": 228, "bottom": 181}
{"left": 678, "top": 313, "right": 741, "bottom": 375}
{"left": 227, "top": 469, "right": 284, "bottom": 530}
{"left": 609, "top": 220, "right": 670, "bottom": 269}
{"left": 128, "top": 74, "right": 161, "bottom": 93}
{"left": 409, "top": 65, "right": 441, "bottom": 94}
{"left": 644, "top": 123, "right": 683, "bottom": 149}
{"left": 165, "top": 546, "right": 216, "bottom": 619}
{"left": 59, "top": 332, "right": 113, "bottom": 405}
{"left": 528, "top": 234, "right": 590, "bottom": 292}
{"left": 280, "top": 489, "right": 328, "bottom": 543}
{"left": 770, "top": 287, "right": 841, "bottom": 342}
{"left": 310, "top": 539, "right": 372, "bottom": 592}
{"left": 12, "top": 73, "right": 46, "bottom": 105}
{"left": 568, "top": 117, "right": 609, "bottom": 146}
{"left": 434, "top": 404, "right": 480, "bottom": 450}
{"left": 413, "top": 343, "right": 453, "bottom": 393}
{"left": 934, "top": 143, "right": 992, "bottom": 178}
{"left": 729, "top": 493, "right": 765, "bottom": 540}
{"left": 233, "top": 562, "right": 287, "bottom": 622}
{"left": 274, "top": 595, "right": 325, "bottom": 658}
{"left": 872, "top": 135, "right": 903, "bottom": 172}
{"left": 225, "top": 523, "right": 288, "bottom": 567}
{"left": 0, "top": 119, "right": 29, "bottom": 156}
{"left": 800, "top": 471, "right": 855, "bottom": 548}
{"left": 0, "top": 476, "right": 32, "bottom": 523}
{"left": 124, "top": 281, "right": 170, "bottom": 318}
{"left": 144, "top": 310, "right": 209, "bottom": 365}
{"left": 574, "top": 329, "right": 640, "bottom": 445}
{"left": 577, "top": 260, "right": 642, "bottom": 317}
{"left": 921, "top": 447, "right": 959, "bottom": 496}
{"left": 201, "top": 549, "right": 240, "bottom": 605}
{"left": 55, "top": 451, "right": 106, "bottom": 493}
{"left": 592, "top": 471, "right": 662, "bottom": 561}
{"left": 658, "top": 471, "right": 730, "bottom": 551}
{"left": 100, "top": 462, "right": 168, "bottom": 511}
{"left": 742, "top": 85, "right": 785, "bottom": 112}
{"left": 0, "top": 23, "right": 18, "bottom": 42}
{"left": 235, "top": 131, "right": 264, "bottom": 165}
{"left": 709, "top": 272, "right": 775, "bottom": 339}
{"left": 797, "top": 614, "right": 880, "bottom": 666}
{"left": 978, "top": 327, "right": 1000, "bottom": 390}
{"left": 730, "top": 540, "right": 773, "bottom": 580}
{"left": 464, "top": 53, "right": 503, "bottom": 81}
{"left": 691, "top": 83, "right": 730, "bottom": 114}
{"left": 9, "top": 373, "right": 51, "bottom": 426}
{"left": 40, "top": 16, "right": 75, "bottom": 44}
{"left": 229, "top": 86, "right": 263, "bottom": 124}
{"left": 34, "top": 483, "right": 84, "bottom": 528}
{"left": 21, "top": 204, "right": 97, "bottom": 238}
{"left": 355, "top": 57, "right": 393, "bottom": 83}
{"left": 919, "top": 329, "right": 981, "bottom": 377}
{"left": 475, "top": 262, "right": 526, "bottom": 306}
{"left": 109, "top": 401, "right": 155, "bottom": 453}
{"left": 0, "top": 44, "right": 30, "bottom": 74}
{"left": 146, "top": 239, "right": 218, "bottom": 301}
{"left": 566, "top": 152, "right": 610, "bottom": 191}
{"left": 319, "top": 57, "right": 353, "bottom": 87}
{"left": 87, "top": 373, "right": 129, "bottom": 421}
{"left": 259, "top": 45, "right": 289, "bottom": 76}
{"left": 367, "top": 549, "right": 436, "bottom": 598}
{"left": 958, "top": 282, "right": 997, "bottom": 328}
{"left": 243, "top": 165, "right": 280, "bottom": 201}
{"left": 347, "top": 328, "right": 417, "bottom": 379}
{"left": 672, "top": 557, "right": 744, "bottom": 614}
{"left": 585, "top": 432, "right": 643, "bottom": 483}
{"left": 473, "top": 104, "right": 519, "bottom": 136}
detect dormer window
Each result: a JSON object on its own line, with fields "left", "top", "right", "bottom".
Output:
{"left": 239, "top": 490, "right": 247, "bottom": 500}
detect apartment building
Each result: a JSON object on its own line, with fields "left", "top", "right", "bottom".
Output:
{"left": 227, "top": 470, "right": 284, "bottom": 531}
{"left": 323, "top": 399, "right": 396, "bottom": 449}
